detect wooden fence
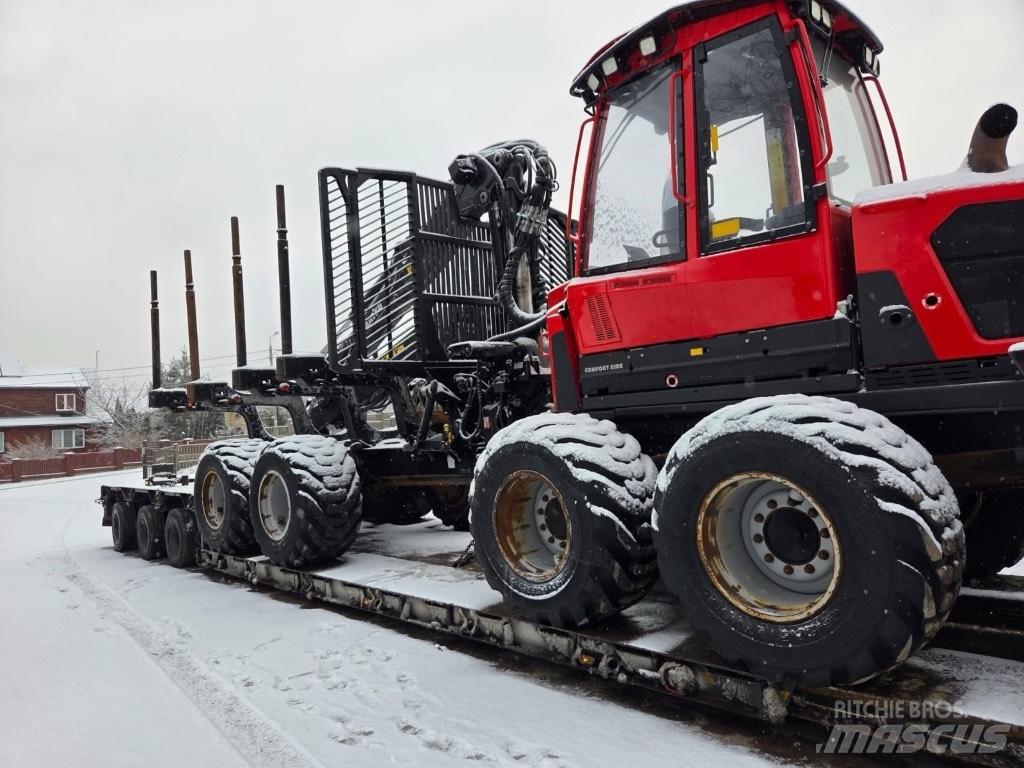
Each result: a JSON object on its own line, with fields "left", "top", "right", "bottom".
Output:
{"left": 0, "top": 447, "right": 142, "bottom": 484}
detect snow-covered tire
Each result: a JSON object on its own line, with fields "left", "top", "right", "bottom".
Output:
{"left": 470, "top": 412, "right": 658, "bottom": 627}
{"left": 248, "top": 435, "right": 362, "bottom": 569}
{"left": 136, "top": 505, "right": 167, "bottom": 560}
{"left": 654, "top": 395, "right": 964, "bottom": 687}
{"left": 193, "top": 439, "right": 266, "bottom": 556}
{"left": 962, "top": 489, "right": 1024, "bottom": 583}
{"left": 111, "top": 500, "right": 137, "bottom": 552}
{"left": 165, "top": 506, "right": 199, "bottom": 568}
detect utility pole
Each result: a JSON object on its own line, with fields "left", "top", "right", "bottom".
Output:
{"left": 268, "top": 331, "right": 279, "bottom": 366}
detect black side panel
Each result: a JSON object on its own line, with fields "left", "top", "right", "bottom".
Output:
{"left": 857, "top": 271, "right": 936, "bottom": 368}
{"left": 865, "top": 356, "right": 1020, "bottom": 390}
{"left": 931, "top": 199, "right": 1024, "bottom": 340}
{"left": 550, "top": 331, "right": 580, "bottom": 412}
{"left": 580, "top": 318, "right": 856, "bottom": 398}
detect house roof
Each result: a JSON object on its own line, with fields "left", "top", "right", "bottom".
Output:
{"left": 0, "top": 415, "right": 100, "bottom": 429}
{"left": 0, "top": 366, "right": 92, "bottom": 390}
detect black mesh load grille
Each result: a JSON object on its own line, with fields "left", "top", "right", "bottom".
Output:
{"left": 319, "top": 168, "right": 572, "bottom": 368}
{"left": 931, "top": 199, "right": 1024, "bottom": 340}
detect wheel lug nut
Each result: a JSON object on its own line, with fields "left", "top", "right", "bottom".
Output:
{"left": 820, "top": 528, "right": 830, "bottom": 538}
{"left": 808, "top": 508, "right": 819, "bottom": 518}
{"left": 547, "top": 536, "right": 556, "bottom": 544}
{"left": 753, "top": 533, "right": 764, "bottom": 544}
{"left": 764, "top": 553, "right": 775, "bottom": 563}
{"left": 783, "top": 565, "right": 794, "bottom": 575}
{"left": 539, "top": 524, "right": 547, "bottom": 531}
{"left": 754, "top": 513, "right": 765, "bottom": 523}
{"left": 767, "top": 500, "right": 778, "bottom": 510}
{"left": 819, "top": 550, "right": 829, "bottom": 560}
{"left": 804, "top": 564, "right": 816, "bottom": 574}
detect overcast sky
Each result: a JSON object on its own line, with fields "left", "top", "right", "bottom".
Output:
{"left": 1, "top": 0, "right": 1022, "bottom": 384}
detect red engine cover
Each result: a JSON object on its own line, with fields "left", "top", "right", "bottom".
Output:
{"left": 852, "top": 169, "right": 1024, "bottom": 365}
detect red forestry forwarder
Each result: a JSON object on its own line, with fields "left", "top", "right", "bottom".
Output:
{"left": 102, "top": 0, "right": 1023, "bottom": 689}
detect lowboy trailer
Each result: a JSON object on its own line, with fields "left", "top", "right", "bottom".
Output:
{"left": 99, "top": 471, "right": 1024, "bottom": 763}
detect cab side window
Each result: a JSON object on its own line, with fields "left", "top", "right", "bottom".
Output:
{"left": 695, "top": 20, "right": 815, "bottom": 253}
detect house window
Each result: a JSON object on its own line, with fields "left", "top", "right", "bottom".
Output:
{"left": 52, "top": 429, "right": 85, "bottom": 450}
{"left": 0, "top": 432, "right": 5, "bottom": 453}
{"left": 56, "top": 393, "right": 77, "bottom": 413}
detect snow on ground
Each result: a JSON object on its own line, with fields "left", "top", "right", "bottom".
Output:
{"left": 0, "top": 471, "right": 802, "bottom": 768}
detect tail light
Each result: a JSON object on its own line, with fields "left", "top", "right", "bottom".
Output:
{"left": 538, "top": 328, "right": 551, "bottom": 368}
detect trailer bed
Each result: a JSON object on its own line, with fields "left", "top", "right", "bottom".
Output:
{"left": 102, "top": 475, "right": 1024, "bottom": 763}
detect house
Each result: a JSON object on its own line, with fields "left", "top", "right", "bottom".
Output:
{"left": 0, "top": 365, "right": 101, "bottom": 456}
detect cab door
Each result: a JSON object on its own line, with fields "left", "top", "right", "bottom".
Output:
{"left": 680, "top": 16, "right": 840, "bottom": 341}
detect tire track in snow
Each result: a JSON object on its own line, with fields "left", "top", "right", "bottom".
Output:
{"left": 50, "top": 513, "right": 324, "bottom": 768}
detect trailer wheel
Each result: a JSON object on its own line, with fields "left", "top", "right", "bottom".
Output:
{"left": 654, "top": 395, "right": 964, "bottom": 687}
{"left": 193, "top": 439, "right": 266, "bottom": 555}
{"left": 248, "top": 435, "right": 362, "bottom": 569}
{"left": 165, "top": 506, "right": 199, "bottom": 568}
{"left": 471, "top": 412, "right": 658, "bottom": 627}
{"left": 111, "top": 500, "right": 137, "bottom": 552}
{"left": 136, "top": 505, "right": 167, "bottom": 560}
{"left": 962, "top": 489, "right": 1024, "bottom": 583}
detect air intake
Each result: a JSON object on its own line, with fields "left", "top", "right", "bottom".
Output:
{"left": 584, "top": 294, "right": 620, "bottom": 343}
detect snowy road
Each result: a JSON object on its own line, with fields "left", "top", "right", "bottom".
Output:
{"left": 0, "top": 471, "right": 810, "bottom": 768}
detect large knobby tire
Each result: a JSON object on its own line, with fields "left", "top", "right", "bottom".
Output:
{"left": 248, "top": 435, "right": 363, "bottom": 569}
{"left": 165, "top": 506, "right": 199, "bottom": 568}
{"left": 654, "top": 395, "right": 964, "bottom": 688}
{"left": 431, "top": 486, "right": 470, "bottom": 531}
{"left": 111, "top": 500, "right": 137, "bottom": 552}
{"left": 136, "top": 505, "right": 167, "bottom": 561}
{"left": 362, "top": 485, "right": 432, "bottom": 526}
{"left": 470, "top": 412, "right": 658, "bottom": 627}
{"left": 193, "top": 439, "right": 266, "bottom": 555}
{"left": 962, "top": 489, "right": 1024, "bottom": 583}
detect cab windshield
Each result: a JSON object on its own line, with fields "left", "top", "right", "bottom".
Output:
{"left": 813, "top": 40, "right": 891, "bottom": 204}
{"left": 586, "top": 61, "right": 679, "bottom": 273}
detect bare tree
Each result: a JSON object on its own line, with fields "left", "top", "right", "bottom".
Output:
{"left": 84, "top": 348, "right": 231, "bottom": 447}
{"left": 87, "top": 376, "right": 154, "bottom": 448}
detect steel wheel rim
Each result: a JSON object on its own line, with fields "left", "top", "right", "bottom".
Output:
{"left": 493, "top": 470, "right": 572, "bottom": 582}
{"left": 200, "top": 470, "right": 227, "bottom": 530}
{"left": 696, "top": 472, "right": 841, "bottom": 622}
{"left": 257, "top": 470, "right": 291, "bottom": 542}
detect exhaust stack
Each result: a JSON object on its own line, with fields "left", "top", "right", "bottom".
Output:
{"left": 967, "top": 103, "right": 1018, "bottom": 173}
{"left": 276, "top": 185, "right": 293, "bottom": 356}
{"left": 150, "top": 270, "right": 161, "bottom": 389}
{"left": 231, "top": 216, "right": 248, "bottom": 367}
{"left": 184, "top": 250, "right": 201, "bottom": 381}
